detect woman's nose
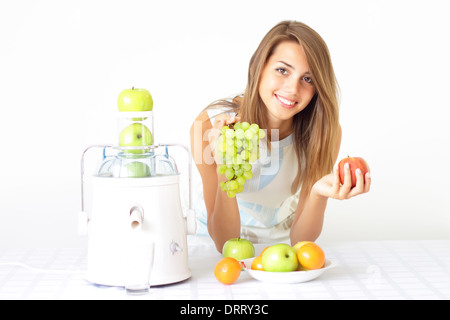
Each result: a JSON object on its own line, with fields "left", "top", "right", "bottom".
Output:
{"left": 284, "top": 77, "right": 301, "bottom": 95}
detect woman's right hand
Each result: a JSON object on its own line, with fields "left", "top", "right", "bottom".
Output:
{"left": 207, "top": 114, "right": 239, "bottom": 165}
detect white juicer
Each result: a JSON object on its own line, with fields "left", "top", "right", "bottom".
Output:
{"left": 79, "top": 108, "right": 196, "bottom": 289}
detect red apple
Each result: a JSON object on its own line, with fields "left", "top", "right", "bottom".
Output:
{"left": 338, "top": 156, "right": 369, "bottom": 187}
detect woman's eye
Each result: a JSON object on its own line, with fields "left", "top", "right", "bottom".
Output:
{"left": 276, "top": 68, "right": 288, "bottom": 75}
{"left": 302, "top": 76, "right": 313, "bottom": 84}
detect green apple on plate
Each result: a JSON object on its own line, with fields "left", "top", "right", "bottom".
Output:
{"left": 261, "top": 243, "right": 298, "bottom": 272}
{"left": 118, "top": 87, "right": 153, "bottom": 112}
{"left": 119, "top": 123, "right": 153, "bottom": 154}
{"left": 222, "top": 238, "right": 255, "bottom": 260}
{"left": 122, "top": 161, "right": 150, "bottom": 178}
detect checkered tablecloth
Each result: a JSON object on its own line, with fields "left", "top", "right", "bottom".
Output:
{"left": 1, "top": 237, "right": 449, "bottom": 300}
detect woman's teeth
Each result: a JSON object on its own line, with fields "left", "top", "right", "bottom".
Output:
{"left": 277, "top": 95, "right": 296, "bottom": 106}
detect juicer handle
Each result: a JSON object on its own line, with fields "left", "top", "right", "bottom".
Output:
{"left": 79, "top": 144, "right": 114, "bottom": 236}
{"left": 78, "top": 211, "right": 89, "bottom": 236}
{"left": 184, "top": 208, "right": 197, "bottom": 235}
{"left": 80, "top": 144, "right": 113, "bottom": 212}
{"left": 158, "top": 143, "right": 193, "bottom": 211}
{"left": 159, "top": 143, "right": 197, "bottom": 235}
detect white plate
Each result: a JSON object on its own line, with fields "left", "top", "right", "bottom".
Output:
{"left": 240, "top": 258, "right": 336, "bottom": 283}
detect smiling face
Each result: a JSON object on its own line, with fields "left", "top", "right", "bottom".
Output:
{"left": 258, "top": 41, "right": 316, "bottom": 137}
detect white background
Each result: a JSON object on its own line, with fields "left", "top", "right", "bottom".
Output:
{"left": 0, "top": 0, "right": 449, "bottom": 249}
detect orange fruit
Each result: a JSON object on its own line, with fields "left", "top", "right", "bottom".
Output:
{"left": 259, "top": 246, "right": 270, "bottom": 257}
{"left": 251, "top": 255, "right": 264, "bottom": 271}
{"left": 297, "top": 243, "right": 326, "bottom": 270}
{"left": 292, "top": 241, "right": 312, "bottom": 254}
{"left": 214, "top": 257, "right": 241, "bottom": 284}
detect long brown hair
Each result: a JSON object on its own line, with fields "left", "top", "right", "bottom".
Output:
{"left": 206, "top": 20, "right": 340, "bottom": 195}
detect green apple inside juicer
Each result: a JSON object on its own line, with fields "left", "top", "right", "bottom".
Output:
{"left": 79, "top": 87, "right": 196, "bottom": 292}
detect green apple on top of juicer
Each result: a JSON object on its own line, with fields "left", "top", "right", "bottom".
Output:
{"left": 118, "top": 87, "right": 153, "bottom": 112}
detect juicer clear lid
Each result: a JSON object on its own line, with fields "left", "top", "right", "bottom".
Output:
{"left": 95, "top": 147, "right": 178, "bottom": 178}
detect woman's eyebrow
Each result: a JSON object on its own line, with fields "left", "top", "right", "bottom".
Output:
{"left": 277, "top": 60, "right": 295, "bottom": 69}
{"left": 277, "top": 60, "right": 311, "bottom": 75}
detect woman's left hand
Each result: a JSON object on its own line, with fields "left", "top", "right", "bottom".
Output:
{"left": 312, "top": 163, "right": 371, "bottom": 200}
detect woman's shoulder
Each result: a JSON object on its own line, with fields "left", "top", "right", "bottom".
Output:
{"left": 195, "top": 98, "right": 239, "bottom": 124}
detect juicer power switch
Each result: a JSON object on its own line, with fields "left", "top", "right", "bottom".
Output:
{"left": 169, "top": 241, "right": 183, "bottom": 255}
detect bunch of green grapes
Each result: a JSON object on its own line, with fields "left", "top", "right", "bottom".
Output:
{"left": 216, "top": 122, "right": 266, "bottom": 198}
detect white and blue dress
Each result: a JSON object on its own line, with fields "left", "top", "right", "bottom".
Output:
{"left": 193, "top": 107, "right": 302, "bottom": 243}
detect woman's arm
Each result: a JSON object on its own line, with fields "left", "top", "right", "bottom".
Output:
{"left": 289, "top": 188, "right": 328, "bottom": 243}
{"left": 190, "top": 112, "right": 241, "bottom": 252}
{"left": 290, "top": 125, "right": 371, "bottom": 244}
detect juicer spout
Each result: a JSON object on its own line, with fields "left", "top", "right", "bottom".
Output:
{"left": 130, "top": 206, "right": 144, "bottom": 230}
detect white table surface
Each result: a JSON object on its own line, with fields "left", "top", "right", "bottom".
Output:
{"left": 1, "top": 236, "right": 449, "bottom": 300}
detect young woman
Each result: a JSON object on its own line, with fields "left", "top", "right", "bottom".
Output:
{"left": 190, "top": 20, "right": 371, "bottom": 252}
